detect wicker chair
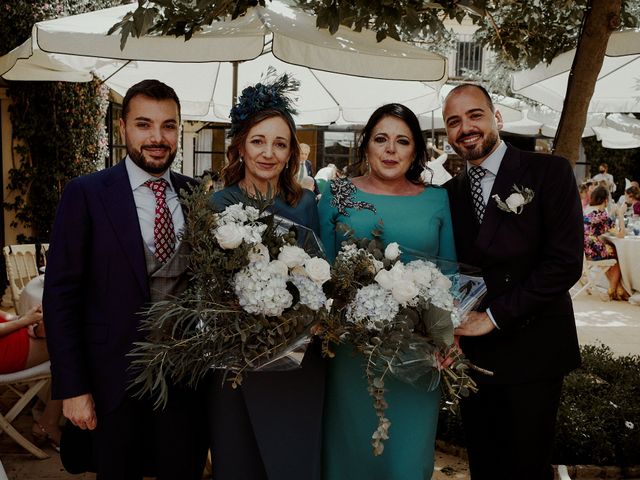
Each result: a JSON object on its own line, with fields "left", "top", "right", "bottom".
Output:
{"left": 3, "top": 244, "right": 48, "bottom": 315}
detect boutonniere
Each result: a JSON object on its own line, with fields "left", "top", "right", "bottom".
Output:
{"left": 492, "top": 185, "right": 534, "bottom": 214}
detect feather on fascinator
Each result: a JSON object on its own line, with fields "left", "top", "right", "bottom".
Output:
{"left": 228, "top": 67, "right": 300, "bottom": 138}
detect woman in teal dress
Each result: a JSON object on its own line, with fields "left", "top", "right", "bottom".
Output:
{"left": 318, "top": 103, "right": 456, "bottom": 480}
{"left": 205, "top": 76, "right": 325, "bottom": 480}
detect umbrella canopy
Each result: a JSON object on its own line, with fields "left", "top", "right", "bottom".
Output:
{"left": 0, "top": 1, "right": 447, "bottom": 125}
{"left": 511, "top": 30, "right": 640, "bottom": 113}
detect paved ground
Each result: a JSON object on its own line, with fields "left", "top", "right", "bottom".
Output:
{"left": 1, "top": 291, "right": 638, "bottom": 479}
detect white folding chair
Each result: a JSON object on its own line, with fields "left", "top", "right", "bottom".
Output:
{"left": 0, "top": 458, "right": 7, "bottom": 480}
{"left": 571, "top": 256, "right": 617, "bottom": 300}
{"left": 0, "top": 361, "right": 51, "bottom": 459}
{"left": 3, "top": 244, "right": 48, "bottom": 315}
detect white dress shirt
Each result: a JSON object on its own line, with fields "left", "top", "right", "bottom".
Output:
{"left": 125, "top": 156, "right": 185, "bottom": 255}
{"left": 465, "top": 140, "right": 508, "bottom": 329}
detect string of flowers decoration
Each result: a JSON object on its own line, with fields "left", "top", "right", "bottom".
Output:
{"left": 492, "top": 184, "right": 535, "bottom": 214}
{"left": 128, "top": 178, "right": 332, "bottom": 409}
{"left": 319, "top": 224, "right": 489, "bottom": 456}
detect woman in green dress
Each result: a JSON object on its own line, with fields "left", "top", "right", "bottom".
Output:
{"left": 318, "top": 103, "right": 456, "bottom": 479}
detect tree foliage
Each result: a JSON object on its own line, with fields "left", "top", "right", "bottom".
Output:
{"left": 113, "top": 1, "right": 638, "bottom": 70}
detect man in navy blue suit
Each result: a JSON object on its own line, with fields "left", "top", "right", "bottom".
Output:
{"left": 443, "top": 84, "right": 583, "bottom": 480}
{"left": 43, "top": 80, "right": 207, "bottom": 479}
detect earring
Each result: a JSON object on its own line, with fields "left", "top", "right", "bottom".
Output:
{"left": 239, "top": 156, "right": 244, "bottom": 163}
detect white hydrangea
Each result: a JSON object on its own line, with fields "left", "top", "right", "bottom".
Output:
{"left": 233, "top": 260, "right": 292, "bottom": 316}
{"left": 347, "top": 284, "right": 400, "bottom": 329}
{"left": 291, "top": 274, "right": 327, "bottom": 311}
{"left": 213, "top": 203, "right": 268, "bottom": 247}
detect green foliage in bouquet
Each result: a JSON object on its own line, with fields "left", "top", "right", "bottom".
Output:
{"left": 129, "top": 179, "right": 332, "bottom": 409}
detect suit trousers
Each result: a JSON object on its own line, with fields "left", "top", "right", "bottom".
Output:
{"left": 460, "top": 377, "right": 564, "bottom": 480}
{"left": 92, "top": 389, "right": 208, "bottom": 480}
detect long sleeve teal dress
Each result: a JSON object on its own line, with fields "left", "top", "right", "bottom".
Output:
{"left": 318, "top": 178, "right": 456, "bottom": 480}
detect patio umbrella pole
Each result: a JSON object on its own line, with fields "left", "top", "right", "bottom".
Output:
{"left": 232, "top": 61, "right": 239, "bottom": 106}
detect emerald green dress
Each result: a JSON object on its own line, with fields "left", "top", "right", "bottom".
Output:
{"left": 318, "top": 178, "right": 456, "bottom": 480}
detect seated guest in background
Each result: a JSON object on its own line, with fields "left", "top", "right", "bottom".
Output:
{"left": 579, "top": 182, "right": 591, "bottom": 210}
{"left": 584, "top": 186, "right": 628, "bottom": 300}
{"left": 0, "top": 305, "right": 63, "bottom": 450}
{"left": 624, "top": 185, "right": 640, "bottom": 215}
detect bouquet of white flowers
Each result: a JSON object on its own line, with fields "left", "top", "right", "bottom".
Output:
{"left": 129, "top": 181, "right": 332, "bottom": 408}
{"left": 318, "top": 224, "right": 487, "bottom": 456}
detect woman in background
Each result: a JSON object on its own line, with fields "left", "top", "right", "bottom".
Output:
{"left": 0, "top": 305, "right": 62, "bottom": 450}
{"left": 584, "top": 186, "right": 628, "bottom": 300}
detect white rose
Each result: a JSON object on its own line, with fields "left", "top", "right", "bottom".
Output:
{"left": 278, "top": 245, "right": 310, "bottom": 268}
{"left": 374, "top": 269, "right": 394, "bottom": 290}
{"left": 391, "top": 281, "right": 419, "bottom": 305}
{"left": 505, "top": 193, "right": 525, "bottom": 212}
{"left": 304, "top": 257, "right": 331, "bottom": 285}
{"left": 434, "top": 274, "right": 452, "bottom": 290}
{"left": 268, "top": 259, "right": 289, "bottom": 278}
{"left": 215, "top": 223, "right": 244, "bottom": 249}
{"left": 384, "top": 242, "right": 401, "bottom": 261}
{"left": 248, "top": 243, "right": 269, "bottom": 264}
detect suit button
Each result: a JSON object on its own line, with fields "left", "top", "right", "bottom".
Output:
{"left": 504, "top": 274, "right": 511, "bottom": 284}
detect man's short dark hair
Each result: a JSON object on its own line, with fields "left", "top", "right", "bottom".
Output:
{"left": 446, "top": 83, "right": 495, "bottom": 112}
{"left": 122, "top": 79, "right": 181, "bottom": 120}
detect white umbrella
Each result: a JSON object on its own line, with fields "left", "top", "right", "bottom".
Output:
{"left": 511, "top": 30, "right": 640, "bottom": 113}
{"left": 0, "top": 1, "right": 447, "bottom": 125}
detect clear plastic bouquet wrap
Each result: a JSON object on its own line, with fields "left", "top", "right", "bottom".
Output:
{"left": 129, "top": 180, "right": 332, "bottom": 408}
{"left": 318, "top": 224, "right": 488, "bottom": 455}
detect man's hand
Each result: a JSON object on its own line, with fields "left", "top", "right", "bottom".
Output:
{"left": 454, "top": 311, "right": 496, "bottom": 337}
{"left": 63, "top": 393, "right": 97, "bottom": 430}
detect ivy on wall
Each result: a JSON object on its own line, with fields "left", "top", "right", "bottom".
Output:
{"left": 1, "top": 0, "right": 122, "bottom": 243}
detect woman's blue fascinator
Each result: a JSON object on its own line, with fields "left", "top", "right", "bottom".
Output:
{"left": 228, "top": 67, "right": 300, "bottom": 138}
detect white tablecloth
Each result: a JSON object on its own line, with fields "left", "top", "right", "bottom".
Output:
{"left": 18, "top": 274, "right": 44, "bottom": 314}
{"left": 605, "top": 235, "right": 640, "bottom": 293}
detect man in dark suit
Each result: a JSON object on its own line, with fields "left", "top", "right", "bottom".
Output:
{"left": 443, "top": 84, "right": 583, "bottom": 480}
{"left": 43, "top": 80, "right": 207, "bottom": 479}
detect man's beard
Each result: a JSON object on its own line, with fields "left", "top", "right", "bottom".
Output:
{"left": 452, "top": 130, "right": 499, "bottom": 163}
{"left": 128, "top": 143, "right": 177, "bottom": 174}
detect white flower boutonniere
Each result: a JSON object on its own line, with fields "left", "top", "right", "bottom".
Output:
{"left": 492, "top": 185, "right": 534, "bottom": 214}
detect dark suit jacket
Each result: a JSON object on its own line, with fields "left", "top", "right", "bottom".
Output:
{"left": 43, "top": 160, "right": 195, "bottom": 415}
{"left": 444, "top": 145, "right": 583, "bottom": 384}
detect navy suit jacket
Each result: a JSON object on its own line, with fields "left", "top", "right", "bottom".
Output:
{"left": 445, "top": 145, "right": 583, "bottom": 384}
{"left": 43, "top": 160, "right": 195, "bottom": 414}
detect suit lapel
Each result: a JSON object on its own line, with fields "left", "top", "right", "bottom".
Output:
{"left": 475, "top": 145, "right": 526, "bottom": 251}
{"left": 99, "top": 161, "right": 149, "bottom": 295}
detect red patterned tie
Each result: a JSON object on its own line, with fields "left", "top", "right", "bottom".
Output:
{"left": 145, "top": 179, "right": 176, "bottom": 263}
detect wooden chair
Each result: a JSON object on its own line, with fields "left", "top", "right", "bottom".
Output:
{"left": 0, "top": 361, "right": 51, "bottom": 459}
{"left": 3, "top": 244, "right": 49, "bottom": 315}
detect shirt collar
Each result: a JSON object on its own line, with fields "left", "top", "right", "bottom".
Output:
{"left": 466, "top": 140, "right": 507, "bottom": 177}
{"left": 125, "top": 156, "right": 174, "bottom": 191}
